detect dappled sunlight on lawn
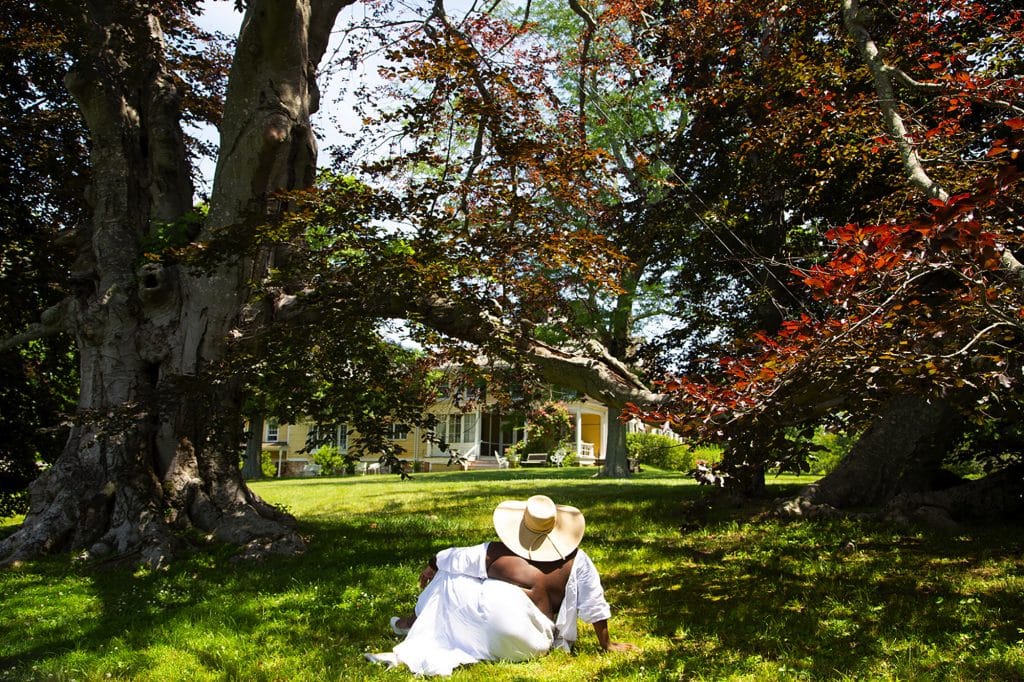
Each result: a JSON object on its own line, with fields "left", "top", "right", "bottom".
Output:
{"left": 2, "top": 469, "right": 1023, "bottom": 680}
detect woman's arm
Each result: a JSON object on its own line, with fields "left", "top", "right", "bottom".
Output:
{"left": 419, "top": 555, "right": 438, "bottom": 588}
{"left": 591, "top": 619, "right": 639, "bottom": 652}
{"left": 421, "top": 543, "right": 489, "bottom": 587}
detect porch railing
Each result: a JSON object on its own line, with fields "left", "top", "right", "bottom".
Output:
{"left": 577, "top": 442, "right": 596, "bottom": 465}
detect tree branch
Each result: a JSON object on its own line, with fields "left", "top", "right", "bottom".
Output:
{"left": 0, "top": 299, "right": 75, "bottom": 354}
{"left": 397, "top": 294, "right": 664, "bottom": 408}
{"left": 567, "top": 0, "right": 597, "bottom": 142}
{"left": 843, "top": 1, "right": 1024, "bottom": 280}
{"left": 269, "top": 283, "right": 664, "bottom": 411}
{"left": 841, "top": 0, "right": 948, "bottom": 202}
{"left": 884, "top": 65, "right": 1024, "bottom": 117}
{"left": 884, "top": 65, "right": 946, "bottom": 93}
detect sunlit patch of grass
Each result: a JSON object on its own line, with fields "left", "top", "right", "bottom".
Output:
{"left": 2, "top": 468, "right": 1024, "bottom": 680}
{"left": 0, "top": 513, "right": 23, "bottom": 535}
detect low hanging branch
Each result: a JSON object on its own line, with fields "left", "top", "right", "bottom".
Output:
{"left": 0, "top": 300, "right": 74, "bottom": 354}
{"left": 379, "top": 291, "right": 665, "bottom": 410}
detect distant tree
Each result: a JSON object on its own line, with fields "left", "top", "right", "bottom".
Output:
{"left": 333, "top": 0, "right": 739, "bottom": 474}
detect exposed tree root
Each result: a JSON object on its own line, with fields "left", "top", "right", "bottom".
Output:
{"left": 879, "top": 465, "right": 1024, "bottom": 530}
{"left": 1, "top": 433, "right": 304, "bottom": 568}
{"left": 777, "top": 466, "right": 1024, "bottom": 531}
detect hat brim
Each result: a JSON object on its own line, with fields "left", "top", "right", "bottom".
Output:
{"left": 493, "top": 499, "right": 585, "bottom": 562}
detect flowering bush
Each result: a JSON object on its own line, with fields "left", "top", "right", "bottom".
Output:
{"left": 525, "top": 402, "right": 573, "bottom": 454}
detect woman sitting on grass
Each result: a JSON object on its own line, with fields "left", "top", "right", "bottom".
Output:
{"left": 365, "top": 494, "right": 637, "bottom": 675}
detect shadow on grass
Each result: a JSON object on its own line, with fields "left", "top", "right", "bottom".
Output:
{"left": 597, "top": 520, "right": 1024, "bottom": 680}
{"left": 2, "top": 470, "right": 1023, "bottom": 681}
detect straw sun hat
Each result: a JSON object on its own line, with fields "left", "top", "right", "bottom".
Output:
{"left": 492, "top": 494, "right": 585, "bottom": 562}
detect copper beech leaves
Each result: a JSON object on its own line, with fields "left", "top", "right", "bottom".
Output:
{"left": 632, "top": 119, "right": 1024, "bottom": 447}
{"left": 319, "top": 0, "right": 1024, "bottom": 468}
{"left": 624, "top": 1, "right": 1024, "bottom": 457}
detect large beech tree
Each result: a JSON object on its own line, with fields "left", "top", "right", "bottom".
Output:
{"left": 632, "top": 0, "right": 1024, "bottom": 524}
{"left": 0, "top": 0, "right": 359, "bottom": 566}
{"left": 0, "top": 0, "right": 659, "bottom": 566}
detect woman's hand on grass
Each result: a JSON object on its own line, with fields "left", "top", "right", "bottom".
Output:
{"left": 605, "top": 641, "right": 639, "bottom": 653}
{"left": 419, "top": 565, "right": 437, "bottom": 588}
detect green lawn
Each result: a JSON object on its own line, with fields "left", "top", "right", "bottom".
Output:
{"left": 2, "top": 468, "right": 1023, "bottom": 681}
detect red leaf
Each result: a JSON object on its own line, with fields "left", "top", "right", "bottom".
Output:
{"left": 1005, "top": 118, "right": 1024, "bottom": 131}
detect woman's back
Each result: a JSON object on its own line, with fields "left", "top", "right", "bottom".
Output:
{"left": 486, "top": 541, "right": 576, "bottom": 621}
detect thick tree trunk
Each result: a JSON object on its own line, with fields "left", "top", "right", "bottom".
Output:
{"left": 242, "top": 414, "right": 265, "bottom": 480}
{"left": 725, "top": 458, "right": 767, "bottom": 497}
{"left": 0, "top": 0, "right": 350, "bottom": 567}
{"left": 779, "top": 393, "right": 959, "bottom": 518}
{"left": 602, "top": 419, "right": 630, "bottom": 477}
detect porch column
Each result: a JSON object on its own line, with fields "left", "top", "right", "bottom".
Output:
{"left": 474, "top": 408, "right": 482, "bottom": 459}
{"left": 600, "top": 410, "right": 607, "bottom": 459}
{"left": 575, "top": 410, "right": 583, "bottom": 455}
{"left": 498, "top": 414, "right": 505, "bottom": 455}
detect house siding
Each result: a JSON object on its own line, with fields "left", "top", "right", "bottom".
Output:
{"left": 254, "top": 395, "right": 628, "bottom": 476}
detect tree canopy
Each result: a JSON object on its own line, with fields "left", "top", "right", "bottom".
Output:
{"left": 627, "top": 0, "right": 1024, "bottom": 517}
{"left": 1, "top": 0, "right": 1022, "bottom": 564}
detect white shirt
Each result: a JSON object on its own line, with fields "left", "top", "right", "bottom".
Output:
{"left": 552, "top": 546, "right": 612, "bottom": 650}
{"left": 433, "top": 542, "right": 612, "bottom": 650}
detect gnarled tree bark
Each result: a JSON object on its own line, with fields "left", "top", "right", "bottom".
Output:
{"left": 0, "top": 0, "right": 353, "bottom": 567}
{"left": 778, "top": 394, "right": 960, "bottom": 519}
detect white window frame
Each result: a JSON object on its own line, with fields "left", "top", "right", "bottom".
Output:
{"left": 438, "top": 413, "right": 477, "bottom": 444}
{"left": 337, "top": 423, "right": 349, "bottom": 451}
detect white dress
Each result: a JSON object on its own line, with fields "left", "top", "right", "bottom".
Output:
{"left": 391, "top": 542, "right": 612, "bottom": 676}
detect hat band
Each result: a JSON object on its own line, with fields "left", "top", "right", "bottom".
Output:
{"left": 523, "top": 514, "right": 555, "bottom": 534}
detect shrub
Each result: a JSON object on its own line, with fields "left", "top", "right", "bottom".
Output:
{"left": 807, "top": 430, "right": 855, "bottom": 475}
{"left": 627, "top": 432, "right": 694, "bottom": 471}
{"left": 311, "top": 445, "right": 347, "bottom": 475}
{"left": 691, "top": 444, "right": 723, "bottom": 464}
{"left": 525, "top": 402, "right": 573, "bottom": 453}
{"left": 260, "top": 450, "right": 277, "bottom": 478}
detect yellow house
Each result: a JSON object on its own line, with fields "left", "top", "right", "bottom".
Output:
{"left": 259, "top": 420, "right": 428, "bottom": 476}
{"left": 259, "top": 387, "right": 611, "bottom": 476}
